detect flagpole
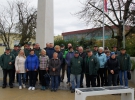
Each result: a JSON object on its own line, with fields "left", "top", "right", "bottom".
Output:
{"left": 103, "top": 0, "right": 105, "bottom": 49}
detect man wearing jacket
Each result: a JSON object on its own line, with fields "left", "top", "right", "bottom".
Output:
{"left": 70, "top": 51, "right": 83, "bottom": 93}
{"left": 84, "top": 50, "right": 99, "bottom": 87}
{"left": 0, "top": 47, "right": 15, "bottom": 88}
{"left": 118, "top": 48, "right": 131, "bottom": 87}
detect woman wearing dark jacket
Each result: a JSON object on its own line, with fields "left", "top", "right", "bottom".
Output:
{"left": 49, "top": 52, "right": 61, "bottom": 92}
{"left": 107, "top": 52, "right": 119, "bottom": 86}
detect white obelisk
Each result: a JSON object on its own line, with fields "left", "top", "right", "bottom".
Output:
{"left": 36, "top": 0, "right": 54, "bottom": 49}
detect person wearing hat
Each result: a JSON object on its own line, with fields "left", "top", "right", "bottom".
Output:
{"left": 60, "top": 44, "right": 66, "bottom": 82}
{"left": 70, "top": 51, "right": 83, "bottom": 93}
{"left": 106, "top": 52, "right": 119, "bottom": 86}
{"left": 78, "top": 46, "right": 86, "bottom": 88}
{"left": 117, "top": 48, "right": 131, "bottom": 87}
{"left": 65, "top": 46, "right": 74, "bottom": 85}
{"left": 32, "top": 43, "right": 36, "bottom": 49}
{"left": 84, "top": 50, "right": 99, "bottom": 87}
{"left": 112, "top": 46, "right": 120, "bottom": 56}
{"left": 92, "top": 45, "right": 98, "bottom": 56}
{"left": 11, "top": 44, "right": 20, "bottom": 82}
{"left": 75, "top": 45, "right": 79, "bottom": 51}
{"left": 24, "top": 43, "right": 31, "bottom": 82}
{"left": 0, "top": 47, "right": 15, "bottom": 88}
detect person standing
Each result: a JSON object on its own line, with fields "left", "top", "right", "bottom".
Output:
{"left": 11, "top": 44, "right": 20, "bottom": 83}
{"left": 96, "top": 47, "right": 107, "bottom": 87}
{"left": 49, "top": 52, "right": 61, "bottom": 92}
{"left": 78, "top": 46, "right": 86, "bottom": 88}
{"left": 25, "top": 49, "right": 39, "bottom": 90}
{"left": 107, "top": 52, "right": 119, "bottom": 86}
{"left": 112, "top": 46, "right": 120, "bottom": 56}
{"left": 84, "top": 50, "right": 99, "bottom": 87}
{"left": 118, "top": 48, "right": 131, "bottom": 87}
{"left": 15, "top": 50, "right": 26, "bottom": 89}
{"left": 34, "top": 43, "right": 41, "bottom": 82}
{"left": 92, "top": 45, "right": 98, "bottom": 56}
{"left": 70, "top": 51, "right": 83, "bottom": 93}
{"left": 65, "top": 46, "right": 74, "bottom": 85}
{"left": 0, "top": 47, "right": 15, "bottom": 88}
{"left": 39, "top": 49, "right": 49, "bottom": 90}
{"left": 46, "top": 43, "right": 55, "bottom": 59}
{"left": 60, "top": 44, "right": 66, "bottom": 82}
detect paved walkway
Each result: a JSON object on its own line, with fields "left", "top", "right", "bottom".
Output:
{"left": 0, "top": 80, "right": 134, "bottom": 100}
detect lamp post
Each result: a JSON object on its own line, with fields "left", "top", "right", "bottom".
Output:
{"left": 120, "top": 20, "right": 125, "bottom": 48}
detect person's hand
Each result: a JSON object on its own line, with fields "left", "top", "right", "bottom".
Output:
{"left": 46, "top": 67, "right": 48, "bottom": 71}
{"left": 53, "top": 68, "right": 55, "bottom": 71}
{"left": 35, "top": 69, "right": 37, "bottom": 71}
{"left": 16, "top": 70, "right": 19, "bottom": 73}
{"left": 9, "top": 62, "right": 12, "bottom": 64}
{"left": 110, "top": 70, "right": 114, "bottom": 74}
{"left": 26, "top": 69, "right": 29, "bottom": 72}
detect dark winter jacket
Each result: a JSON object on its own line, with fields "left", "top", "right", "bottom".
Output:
{"left": 117, "top": 53, "right": 131, "bottom": 71}
{"left": 55, "top": 51, "right": 63, "bottom": 65}
{"left": 24, "top": 48, "right": 31, "bottom": 57}
{"left": 25, "top": 54, "right": 39, "bottom": 71}
{"left": 84, "top": 55, "right": 99, "bottom": 75}
{"left": 49, "top": 58, "right": 61, "bottom": 76}
{"left": 11, "top": 49, "right": 19, "bottom": 58}
{"left": 106, "top": 58, "right": 119, "bottom": 74}
{"left": 0, "top": 53, "right": 15, "bottom": 70}
{"left": 70, "top": 56, "right": 83, "bottom": 75}
{"left": 46, "top": 48, "right": 55, "bottom": 59}
{"left": 34, "top": 48, "right": 41, "bottom": 58}
{"left": 65, "top": 51, "right": 74, "bottom": 66}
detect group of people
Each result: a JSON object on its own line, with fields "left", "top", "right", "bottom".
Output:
{"left": 0, "top": 42, "right": 131, "bottom": 93}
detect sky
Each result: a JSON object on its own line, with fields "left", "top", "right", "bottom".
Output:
{"left": 0, "top": 0, "right": 89, "bottom": 36}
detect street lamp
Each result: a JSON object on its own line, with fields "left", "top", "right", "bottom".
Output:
{"left": 119, "top": 20, "right": 125, "bottom": 48}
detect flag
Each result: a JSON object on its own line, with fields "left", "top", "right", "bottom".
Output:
{"left": 104, "top": 0, "right": 108, "bottom": 12}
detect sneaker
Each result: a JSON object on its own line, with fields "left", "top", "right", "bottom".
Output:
{"left": 51, "top": 88, "right": 54, "bottom": 92}
{"left": 32, "top": 87, "right": 35, "bottom": 90}
{"left": 22, "top": 84, "right": 26, "bottom": 88}
{"left": 19, "top": 86, "right": 22, "bottom": 89}
{"left": 28, "top": 87, "right": 32, "bottom": 90}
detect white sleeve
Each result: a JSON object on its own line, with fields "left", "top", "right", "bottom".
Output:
{"left": 15, "top": 56, "right": 19, "bottom": 71}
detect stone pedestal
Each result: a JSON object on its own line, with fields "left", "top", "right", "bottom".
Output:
{"left": 36, "top": 0, "right": 54, "bottom": 49}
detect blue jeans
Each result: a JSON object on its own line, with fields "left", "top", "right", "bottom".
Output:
{"left": 51, "top": 75, "right": 59, "bottom": 89}
{"left": 119, "top": 70, "right": 128, "bottom": 86}
{"left": 67, "top": 66, "right": 71, "bottom": 82}
{"left": 70, "top": 74, "right": 81, "bottom": 90}
{"left": 18, "top": 73, "right": 26, "bottom": 86}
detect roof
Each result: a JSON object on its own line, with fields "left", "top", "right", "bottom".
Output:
{"left": 62, "top": 25, "right": 130, "bottom": 36}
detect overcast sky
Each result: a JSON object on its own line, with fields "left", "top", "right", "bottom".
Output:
{"left": 0, "top": 0, "right": 89, "bottom": 36}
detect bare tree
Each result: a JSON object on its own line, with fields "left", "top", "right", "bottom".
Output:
{"left": 77, "top": 0, "right": 135, "bottom": 48}
{"left": 0, "top": 0, "right": 37, "bottom": 48}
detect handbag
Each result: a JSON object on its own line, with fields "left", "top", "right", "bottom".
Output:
{"left": 127, "top": 71, "right": 131, "bottom": 80}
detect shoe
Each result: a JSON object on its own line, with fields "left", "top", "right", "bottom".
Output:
{"left": 22, "top": 84, "right": 26, "bottom": 88}
{"left": 43, "top": 86, "right": 46, "bottom": 90}
{"left": 2, "top": 85, "right": 6, "bottom": 88}
{"left": 32, "top": 87, "right": 35, "bottom": 90}
{"left": 10, "top": 85, "right": 13, "bottom": 88}
{"left": 71, "top": 89, "right": 75, "bottom": 93}
{"left": 28, "top": 87, "right": 32, "bottom": 90}
{"left": 54, "top": 88, "right": 57, "bottom": 92}
{"left": 19, "top": 86, "right": 22, "bottom": 89}
{"left": 51, "top": 88, "right": 54, "bottom": 92}
{"left": 41, "top": 86, "right": 44, "bottom": 90}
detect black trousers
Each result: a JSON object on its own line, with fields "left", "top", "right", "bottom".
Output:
{"left": 39, "top": 70, "right": 47, "bottom": 86}
{"left": 85, "top": 74, "right": 97, "bottom": 87}
{"left": 3, "top": 69, "right": 13, "bottom": 86}
{"left": 97, "top": 68, "right": 108, "bottom": 87}
{"left": 28, "top": 71, "right": 37, "bottom": 87}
